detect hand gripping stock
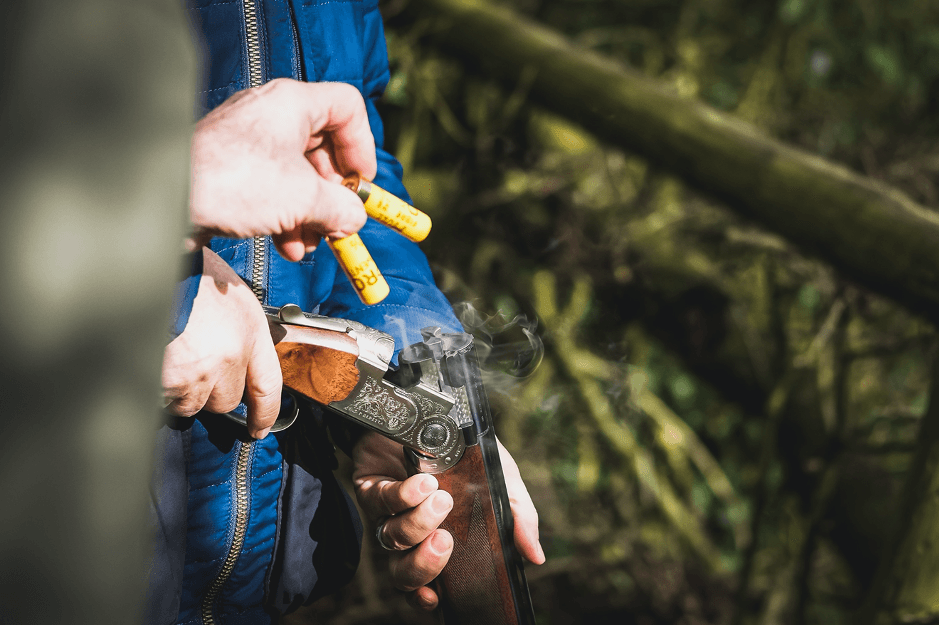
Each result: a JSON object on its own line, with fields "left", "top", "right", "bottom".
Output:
{"left": 398, "top": 328, "right": 537, "bottom": 625}
{"left": 221, "top": 304, "right": 537, "bottom": 624}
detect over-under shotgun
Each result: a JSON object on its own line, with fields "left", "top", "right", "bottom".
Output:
{"left": 223, "top": 304, "right": 536, "bottom": 624}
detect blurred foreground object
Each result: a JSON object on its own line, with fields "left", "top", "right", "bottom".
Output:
{"left": 0, "top": 0, "right": 195, "bottom": 622}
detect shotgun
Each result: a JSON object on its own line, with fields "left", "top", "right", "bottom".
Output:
{"left": 224, "top": 303, "right": 537, "bottom": 624}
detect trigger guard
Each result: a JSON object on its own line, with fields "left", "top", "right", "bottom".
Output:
{"left": 222, "top": 390, "right": 300, "bottom": 433}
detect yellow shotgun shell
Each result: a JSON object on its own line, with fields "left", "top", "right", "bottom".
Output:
{"left": 342, "top": 174, "right": 432, "bottom": 243}
{"left": 327, "top": 233, "right": 390, "bottom": 305}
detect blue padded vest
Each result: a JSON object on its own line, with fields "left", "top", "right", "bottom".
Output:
{"left": 146, "top": 2, "right": 461, "bottom": 623}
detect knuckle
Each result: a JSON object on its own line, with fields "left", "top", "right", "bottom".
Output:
{"left": 377, "top": 481, "right": 403, "bottom": 516}
{"left": 217, "top": 342, "right": 244, "bottom": 366}
{"left": 203, "top": 376, "right": 244, "bottom": 410}
{"left": 333, "top": 81, "right": 359, "bottom": 100}
{"left": 412, "top": 557, "right": 438, "bottom": 587}
{"left": 383, "top": 523, "right": 410, "bottom": 552}
{"left": 415, "top": 507, "right": 443, "bottom": 537}
{"left": 261, "top": 77, "right": 292, "bottom": 98}
{"left": 391, "top": 558, "right": 431, "bottom": 593}
{"left": 167, "top": 394, "right": 202, "bottom": 418}
{"left": 206, "top": 392, "right": 241, "bottom": 415}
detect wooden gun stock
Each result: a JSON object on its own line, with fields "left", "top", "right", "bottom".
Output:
{"left": 434, "top": 430, "right": 535, "bottom": 624}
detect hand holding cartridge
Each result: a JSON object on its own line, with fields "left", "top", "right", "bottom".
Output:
{"left": 328, "top": 176, "right": 435, "bottom": 305}
{"left": 188, "top": 79, "right": 376, "bottom": 261}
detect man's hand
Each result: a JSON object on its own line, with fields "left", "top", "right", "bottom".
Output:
{"left": 162, "top": 248, "right": 281, "bottom": 438}
{"left": 352, "top": 432, "right": 545, "bottom": 611}
{"left": 189, "top": 78, "right": 378, "bottom": 262}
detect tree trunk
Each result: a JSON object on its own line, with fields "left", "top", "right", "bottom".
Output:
{"left": 390, "top": 0, "right": 939, "bottom": 321}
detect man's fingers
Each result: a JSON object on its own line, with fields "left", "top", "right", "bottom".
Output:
{"left": 270, "top": 179, "right": 365, "bottom": 262}
{"left": 311, "top": 178, "right": 367, "bottom": 239}
{"left": 391, "top": 473, "right": 439, "bottom": 517}
{"left": 272, "top": 227, "right": 307, "bottom": 263}
{"left": 357, "top": 472, "right": 437, "bottom": 520}
{"left": 163, "top": 365, "right": 213, "bottom": 417}
{"left": 274, "top": 221, "right": 324, "bottom": 258}
{"left": 243, "top": 317, "right": 282, "bottom": 439}
{"left": 511, "top": 496, "right": 545, "bottom": 565}
{"left": 164, "top": 390, "right": 210, "bottom": 418}
{"left": 406, "top": 586, "right": 439, "bottom": 612}
{"left": 389, "top": 529, "right": 453, "bottom": 592}
{"left": 162, "top": 337, "right": 214, "bottom": 417}
{"left": 201, "top": 375, "right": 246, "bottom": 416}
{"left": 300, "top": 223, "right": 323, "bottom": 255}
{"left": 300, "top": 81, "right": 377, "bottom": 181}
{"left": 379, "top": 489, "right": 453, "bottom": 550}
{"left": 499, "top": 440, "right": 546, "bottom": 565}
{"left": 184, "top": 227, "right": 214, "bottom": 252}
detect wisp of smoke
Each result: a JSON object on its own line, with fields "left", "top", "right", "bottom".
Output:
{"left": 452, "top": 301, "right": 544, "bottom": 398}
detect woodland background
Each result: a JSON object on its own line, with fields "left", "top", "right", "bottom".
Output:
{"left": 287, "top": 0, "right": 939, "bottom": 624}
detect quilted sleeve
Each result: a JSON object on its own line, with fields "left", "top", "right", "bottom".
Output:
{"left": 321, "top": 0, "right": 461, "bottom": 360}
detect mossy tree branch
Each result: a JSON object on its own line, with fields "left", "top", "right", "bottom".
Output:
{"left": 390, "top": 0, "right": 939, "bottom": 320}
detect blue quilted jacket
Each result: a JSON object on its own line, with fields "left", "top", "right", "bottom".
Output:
{"left": 146, "top": 1, "right": 461, "bottom": 623}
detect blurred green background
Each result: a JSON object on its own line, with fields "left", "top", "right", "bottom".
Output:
{"left": 288, "top": 0, "right": 939, "bottom": 623}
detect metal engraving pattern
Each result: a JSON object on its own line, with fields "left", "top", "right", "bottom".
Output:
{"left": 344, "top": 377, "right": 411, "bottom": 431}
{"left": 451, "top": 385, "right": 473, "bottom": 428}
{"left": 416, "top": 392, "right": 450, "bottom": 420}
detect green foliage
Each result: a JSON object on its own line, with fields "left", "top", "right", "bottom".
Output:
{"left": 372, "top": 1, "right": 939, "bottom": 621}
{"left": 294, "top": 1, "right": 939, "bottom": 623}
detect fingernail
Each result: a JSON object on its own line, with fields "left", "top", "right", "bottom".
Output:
{"left": 418, "top": 475, "right": 437, "bottom": 496}
{"left": 304, "top": 244, "right": 317, "bottom": 254}
{"left": 430, "top": 531, "right": 451, "bottom": 556}
{"left": 418, "top": 594, "right": 435, "bottom": 610}
{"left": 328, "top": 230, "right": 350, "bottom": 239}
{"left": 536, "top": 541, "right": 546, "bottom": 563}
{"left": 431, "top": 491, "right": 452, "bottom": 515}
{"left": 255, "top": 427, "right": 271, "bottom": 440}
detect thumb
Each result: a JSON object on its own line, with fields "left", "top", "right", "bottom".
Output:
{"left": 243, "top": 326, "right": 282, "bottom": 439}
{"left": 271, "top": 177, "right": 367, "bottom": 262}
{"left": 306, "top": 176, "right": 368, "bottom": 239}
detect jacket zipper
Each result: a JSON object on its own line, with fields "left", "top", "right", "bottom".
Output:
{"left": 200, "top": 1, "right": 266, "bottom": 623}
{"left": 288, "top": 0, "right": 304, "bottom": 81}
{"left": 244, "top": 0, "right": 267, "bottom": 300}
{"left": 200, "top": 441, "right": 253, "bottom": 625}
